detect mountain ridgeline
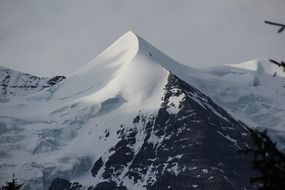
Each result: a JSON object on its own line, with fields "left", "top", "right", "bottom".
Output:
{"left": 0, "top": 66, "right": 65, "bottom": 97}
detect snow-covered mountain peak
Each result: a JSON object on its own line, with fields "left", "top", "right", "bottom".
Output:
{"left": 225, "top": 59, "right": 285, "bottom": 77}
{"left": 50, "top": 31, "right": 185, "bottom": 111}
{"left": 80, "top": 31, "right": 140, "bottom": 72}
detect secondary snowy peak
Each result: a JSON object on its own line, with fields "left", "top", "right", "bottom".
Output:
{"left": 225, "top": 59, "right": 285, "bottom": 77}
{"left": 197, "top": 59, "right": 285, "bottom": 150}
{"left": 0, "top": 66, "right": 65, "bottom": 97}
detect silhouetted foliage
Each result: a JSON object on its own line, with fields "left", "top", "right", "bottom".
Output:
{"left": 264, "top": 20, "right": 285, "bottom": 33}
{"left": 244, "top": 128, "right": 285, "bottom": 190}
{"left": 242, "top": 19, "right": 285, "bottom": 190}
{"left": 0, "top": 174, "right": 23, "bottom": 190}
{"left": 269, "top": 59, "right": 285, "bottom": 71}
{"left": 265, "top": 20, "right": 285, "bottom": 72}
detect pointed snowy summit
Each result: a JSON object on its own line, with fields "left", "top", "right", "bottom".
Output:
{"left": 51, "top": 31, "right": 190, "bottom": 109}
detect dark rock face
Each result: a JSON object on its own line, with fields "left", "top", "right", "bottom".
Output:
{"left": 48, "top": 178, "right": 88, "bottom": 190}
{"left": 46, "top": 76, "right": 66, "bottom": 86}
{"left": 93, "top": 181, "right": 118, "bottom": 190}
{"left": 48, "top": 178, "right": 71, "bottom": 190}
{"left": 49, "top": 73, "right": 257, "bottom": 190}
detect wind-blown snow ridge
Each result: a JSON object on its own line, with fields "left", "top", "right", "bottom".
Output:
{"left": 51, "top": 31, "right": 181, "bottom": 111}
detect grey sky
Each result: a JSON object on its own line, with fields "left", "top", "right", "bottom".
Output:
{"left": 0, "top": 0, "right": 284, "bottom": 77}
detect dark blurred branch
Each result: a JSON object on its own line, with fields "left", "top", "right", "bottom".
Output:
{"left": 265, "top": 20, "right": 285, "bottom": 73}
{"left": 269, "top": 59, "right": 285, "bottom": 67}
{"left": 269, "top": 59, "right": 285, "bottom": 71}
{"left": 265, "top": 20, "right": 285, "bottom": 33}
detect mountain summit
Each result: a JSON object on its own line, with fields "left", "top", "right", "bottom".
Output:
{"left": 51, "top": 31, "right": 172, "bottom": 111}
{"left": 0, "top": 32, "right": 259, "bottom": 190}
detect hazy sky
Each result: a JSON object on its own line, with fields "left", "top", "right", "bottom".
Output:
{"left": 0, "top": 0, "right": 285, "bottom": 77}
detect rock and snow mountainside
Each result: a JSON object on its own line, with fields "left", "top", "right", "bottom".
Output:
{"left": 0, "top": 66, "right": 65, "bottom": 97}
{"left": 198, "top": 60, "right": 285, "bottom": 151}
{"left": 1, "top": 31, "right": 280, "bottom": 190}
